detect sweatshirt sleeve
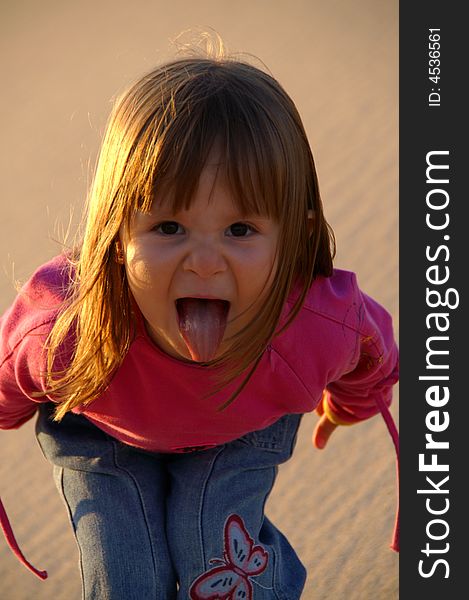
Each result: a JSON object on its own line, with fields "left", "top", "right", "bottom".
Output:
{"left": 324, "top": 283, "right": 399, "bottom": 426}
{"left": 0, "top": 261, "right": 65, "bottom": 429}
{"left": 0, "top": 314, "right": 52, "bottom": 430}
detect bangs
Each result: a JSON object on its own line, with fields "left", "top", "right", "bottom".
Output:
{"left": 136, "top": 62, "right": 294, "bottom": 220}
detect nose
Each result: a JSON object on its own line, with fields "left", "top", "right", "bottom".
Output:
{"left": 182, "top": 238, "right": 228, "bottom": 278}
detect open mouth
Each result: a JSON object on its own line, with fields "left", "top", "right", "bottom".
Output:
{"left": 175, "top": 298, "right": 230, "bottom": 362}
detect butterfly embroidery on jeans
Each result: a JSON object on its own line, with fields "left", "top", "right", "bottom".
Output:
{"left": 189, "top": 514, "right": 269, "bottom": 600}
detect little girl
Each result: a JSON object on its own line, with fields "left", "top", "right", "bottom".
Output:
{"left": 0, "top": 50, "right": 399, "bottom": 599}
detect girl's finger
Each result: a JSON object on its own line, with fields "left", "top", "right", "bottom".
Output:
{"left": 312, "top": 414, "right": 338, "bottom": 450}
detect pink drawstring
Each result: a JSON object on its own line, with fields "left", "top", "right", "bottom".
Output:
{"left": 374, "top": 395, "right": 399, "bottom": 552}
{"left": 0, "top": 497, "right": 48, "bottom": 580}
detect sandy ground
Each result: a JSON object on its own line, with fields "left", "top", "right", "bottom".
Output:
{"left": 0, "top": 1, "right": 398, "bottom": 598}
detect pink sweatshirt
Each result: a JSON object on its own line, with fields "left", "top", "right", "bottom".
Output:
{"left": 0, "top": 254, "right": 399, "bottom": 579}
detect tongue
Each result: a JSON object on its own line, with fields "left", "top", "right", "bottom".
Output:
{"left": 176, "top": 298, "right": 229, "bottom": 362}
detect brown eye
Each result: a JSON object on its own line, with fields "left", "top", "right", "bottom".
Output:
{"left": 155, "top": 221, "right": 182, "bottom": 235}
{"left": 227, "top": 223, "right": 256, "bottom": 237}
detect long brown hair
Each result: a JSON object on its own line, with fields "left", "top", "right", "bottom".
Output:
{"left": 42, "top": 49, "right": 335, "bottom": 421}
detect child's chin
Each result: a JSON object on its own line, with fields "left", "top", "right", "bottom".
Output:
{"left": 188, "top": 347, "right": 229, "bottom": 365}
{"left": 148, "top": 329, "right": 194, "bottom": 363}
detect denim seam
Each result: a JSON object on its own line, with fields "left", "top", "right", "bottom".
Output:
{"left": 196, "top": 445, "right": 227, "bottom": 567}
{"left": 264, "top": 467, "right": 283, "bottom": 600}
{"left": 265, "top": 467, "right": 300, "bottom": 600}
{"left": 260, "top": 432, "right": 303, "bottom": 600}
{"left": 252, "top": 416, "right": 288, "bottom": 452}
{"left": 110, "top": 441, "right": 158, "bottom": 596}
{"left": 57, "top": 466, "right": 86, "bottom": 600}
{"left": 268, "top": 545, "right": 284, "bottom": 600}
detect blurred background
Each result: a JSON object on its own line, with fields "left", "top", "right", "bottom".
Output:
{"left": 0, "top": 1, "right": 398, "bottom": 598}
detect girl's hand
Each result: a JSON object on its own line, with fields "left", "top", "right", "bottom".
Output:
{"left": 312, "top": 394, "right": 338, "bottom": 449}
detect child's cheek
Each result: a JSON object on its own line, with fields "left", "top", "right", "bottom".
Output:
{"left": 245, "top": 245, "right": 277, "bottom": 286}
{"left": 236, "top": 248, "right": 278, "bottom": 315}
{"left": 124, "top": 244, "right": 155, "bottom": 291}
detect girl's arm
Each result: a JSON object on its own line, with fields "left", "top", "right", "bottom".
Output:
{"left": 323, "top": 287, "right": 399, "bottom": 426}
{"left": 0, "top": 290, "right": 56, "bottom": 430}
{"left": 0, "top": 258, "right": 67, "bottom": 430}
{"left": 0, "top": 331, "right": 48, "bottom": 430}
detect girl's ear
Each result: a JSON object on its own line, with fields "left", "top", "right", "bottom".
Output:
{"left": 307, "top": 209, "right": 315, "bottom": 237}
{"left": 115, "top": 240, "right": 125, "bottom": 264}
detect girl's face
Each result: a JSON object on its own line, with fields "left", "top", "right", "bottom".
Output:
{"left": 120, "top": 150, "right": 280, "bottom": 363}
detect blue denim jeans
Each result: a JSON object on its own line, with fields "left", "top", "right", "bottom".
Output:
{"left": 35, "top": 403, "right": 306, "bottom": 599}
